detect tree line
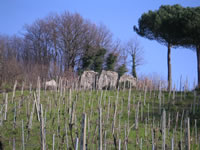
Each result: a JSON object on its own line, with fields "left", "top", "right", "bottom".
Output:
{"left": 0, "top": 11, "right": 143, "bottom": 88}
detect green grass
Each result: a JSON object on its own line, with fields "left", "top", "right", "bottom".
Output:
{"left": 0, "top": 88, "right": 199, "bottom": 149}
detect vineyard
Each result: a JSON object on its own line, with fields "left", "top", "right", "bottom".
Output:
{"left": 0, "top": 79, "right": 199, "bottom": 150}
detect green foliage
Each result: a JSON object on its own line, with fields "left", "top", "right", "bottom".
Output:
{"left": 135, "top": 5, "right": 200, "bottom": 88}
{"left": 80, "top": 46, "right": 95, "bottom": 74}
{"left": 82, "top": 54, "right": 94, "bottom": 71}
{"left": 177, "top": 7, "right": 200, "bottom": 88}
{"left": 0, "top": 89, "right": 199, "bottom": 149}
{"left": 117, "top": 64, "right": 127, "bottom": 77}
{"left": 134, "top": 4, "right": 200, "bottom": 48}
{"left": 79, "top": 47, "right": 107, "bottom": 74}
{"left": 105, "top": 53, "right": 118, "bottom": 71}
{"left": 134, "top": 4, "right": 187, "bottom": 90}
{"left": 179, "top": 7, "right": 200, "bottom": 47}
{"left": 93, "top": 48, "right": 107, "bottom": 73}
{"left": 134, "top": 4, "right": 185, "bottom": 46}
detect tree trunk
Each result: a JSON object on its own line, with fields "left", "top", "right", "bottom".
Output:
{"left": 196, "top": 45, "right": 200, "bottom": 89}
{"left": 0, "top": 50, "right": 2, "bottom": 86}
{"left": 167, "top": 43, "right": 172, "bottom": 91}
{"left": 132, "top": 54, "right": 137, "bottom": 78}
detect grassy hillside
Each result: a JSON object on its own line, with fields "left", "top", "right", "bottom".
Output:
{"left": 0, "top": 86, "right": 199, "bottom": 149}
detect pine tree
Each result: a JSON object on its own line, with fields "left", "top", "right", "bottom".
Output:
{"left": 93, "top": 48, "right": 107, "bottom": 73}
{"left": 117, "top": 64, "right": 128, "bottom": 78}
{"left": 105, "top": 53, "right": 117, "bottom": 71}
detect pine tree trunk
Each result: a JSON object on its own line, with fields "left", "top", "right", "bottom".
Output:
{"left": 167, "top": 43, "right": 172, "bottom": 91}
{"left": 196, "top": 45, "right": 200, "bottom": 89}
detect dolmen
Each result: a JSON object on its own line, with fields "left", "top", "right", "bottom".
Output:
{"left": 45, "top": 80, "right": 57, "bottom": 90}
{"left": 98, "top": 70, "right": 118, "bottom": 89}
{"left": 80, "top": 70, "right": 98, "bottom": 89}
{"left": 119, "top": 74, "right": 136, "bottom": 88}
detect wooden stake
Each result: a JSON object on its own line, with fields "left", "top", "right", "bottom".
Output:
{"left": 28, "top": 99, "right": 36, "bottom": 129}
{"left": 118, "top": 139, "right": 121, "bottom": 150}
{"left": 52, "top": 134, "right": 55, "bottom": 150}
{"left": 195, "top": 119, "right": 198, "bottom": 145}
{"left": 80, "top": 113, "right": 87, "bottom": 150}
{"left": 22, "top": 120, "right": 25, "bottom": 150}
{"left": 75, "top": 137, "right": 79, "bottom": 150}
{"left": 40, "top": 104, "right": 46, "bottom": 150}
{"left": 65, "top": 122, "right": 69, "bottom": 149}
{"left": 13, "top": 137, "right": 15, "bottom": 150}
{"left": 99, "top": 107, "right": 103, "bottom": 150}
{"left": 13, "top": 102, "right": 16, "bottom": 129}
{"left": 104, "top": 131, "right": 107, "bottom": 150}
{"left": 162, "top": 110, "right": 166, "bottom": 150}
{"left": 4, "top": 93, "right": 8, "bottom": 120}
{"left": 12, "top": 80, "right": 17, "bottom": 103}
{"left": 171, "top": 136, "right": 174, "bottom": 150}
{"left": 185, "top": 118, "right": 190, "bottom": 150}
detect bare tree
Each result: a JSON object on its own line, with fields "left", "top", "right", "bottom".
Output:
{"left": 0, "top": 36, "right": 5, "bottom": 85}
{"left": 23, "top": 18, "right": 53, "bottom": 80}
{"left": 0, "top": 35, "right": 24, "bottom": 85}
{"left": 126, "top": 37, "right": 144, "bottom": 78}
{"left": 43, "top": 14, "right": 62, "bottom": 78}
{"left": 57, "top": 12, "right": 88, "bottom": 72}
{"left": 0, "top": 11, "right": 118, "bottom": 86}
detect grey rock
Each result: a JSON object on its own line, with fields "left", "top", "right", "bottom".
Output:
{"left": 119, "top": 74, "right": 137, "bottom": 87}
{"left": 45, "top": 80, "right": 57, "bottom": 89}
{"left": 98, "top": 70, "right": 118, "bottom": 89}
{"left": 80, "top": 71, "right": 98, "bottom": 89}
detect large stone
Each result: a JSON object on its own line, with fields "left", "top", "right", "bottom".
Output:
{"left": 45, "top": 80, "right": 57, "bottom": 89}
{"left": 119, "top": 74, "right": 137, "bottom": 87}
{"left": 98, "top": 70, "right": 118, "bottom": 89}
{"left": 80, "top": 71, "right": 98, "bottom": 89}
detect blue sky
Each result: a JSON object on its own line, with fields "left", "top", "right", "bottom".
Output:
{"left": 0, "top": 0, "right": 199, "bottom": 89}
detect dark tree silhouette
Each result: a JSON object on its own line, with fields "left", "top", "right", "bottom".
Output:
{"left": 105, "top": 53, "right": 118, "bottom": 71}
{"left": 134, "top": 4, "right": 185, "bottom": 91}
